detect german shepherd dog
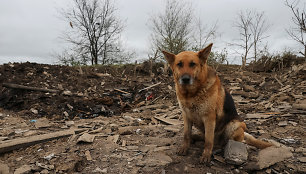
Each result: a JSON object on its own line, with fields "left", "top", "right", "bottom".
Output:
{"left": 162, "top": 43, "right": 273, "bottom": 163}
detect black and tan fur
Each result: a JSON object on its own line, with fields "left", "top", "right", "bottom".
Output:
{"left": 162, "top": 43, "right": 273, "bottom": 163}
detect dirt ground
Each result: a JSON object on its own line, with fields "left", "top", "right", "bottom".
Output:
{"left": 0, "top": 62, "right": 305, "bottom": 174}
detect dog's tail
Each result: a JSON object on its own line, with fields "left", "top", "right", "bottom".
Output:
{"left": 244, "top": 132, "right": 273, "bottom": 149}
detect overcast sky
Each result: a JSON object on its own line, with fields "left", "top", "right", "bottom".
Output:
{"left": 0, "top": 0, "right": 302, "bottom": 64}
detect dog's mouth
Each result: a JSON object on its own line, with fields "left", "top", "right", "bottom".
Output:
{"left": 179, "top": 74, "right": 194, "bottom": 85}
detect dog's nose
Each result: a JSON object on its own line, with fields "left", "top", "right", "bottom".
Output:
{"left": 180, "top": 74, "right": 191, "bottom": 85}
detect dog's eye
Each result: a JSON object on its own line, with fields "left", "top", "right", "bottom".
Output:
{"left": 189, "top": 62, "right": 196, "bottom": 67}
{"left": 177, "top": 62, "right": 183, "bottom": 67}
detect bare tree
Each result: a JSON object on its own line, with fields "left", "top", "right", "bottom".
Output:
{"left": 61, "top": 0, "right": 124, "bottom": 65}
{"left": 233, "top": 10, "right": 254, "bottom": 67}
{"left": 148, "top": 0, "right": 193, "bottom": 55}
{"left": 191, "top": 17, "right": 218, "bottom": 51}
{"left": 285, "top": 0, "right": 306, "bottom": 57}
{"left": 250, "top": 11, "right": 270, "bottom": 62}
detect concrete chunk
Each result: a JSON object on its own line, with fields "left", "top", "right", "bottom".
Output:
{"left": 257, "top": 146, "right": 293, "bottom": 169}
{"left": 224, "top": 140, "right": 248, "bottom": 165}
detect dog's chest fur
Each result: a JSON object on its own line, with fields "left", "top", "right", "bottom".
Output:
{"left": 178, "top": 88, "right": 221, "bottom": 130}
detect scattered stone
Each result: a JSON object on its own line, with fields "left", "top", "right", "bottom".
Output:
{"left": 278, "top": 121, "right": 288, "bottom": 127}
{"left": 297, "top": 157, "right": 306, "bottom": 163}
{"left": 280, "top": 138, "right": 298, "bottom": 145}
{"left": 93, "top": 167, "right": 107, "bottom": 173}
{"left": 246, "top": 113, "right": 273, "bottom": 119}
{"left": 23, "top": 130, "right": 37, "bottom": 137}
{"left": 77, "top": 133, "right": 95, "bottom": 143}
{"left": 63, "top": 90, "right": 72, "bottom": 96}
{"left": 137, "top": 153, "right": 172, "bottom": 167}
{"left": 224, "top": 140, "right": 248, "bottom": 165}
{"left": 36, "top": 162, "right": 54, "bottom": 170}
{"left": 163, "top": 125, "right": 181, "bottom": 133}
{"left": 65, "top": 121, "right": 75, "bottom": 127}
{"left": 14, "top": 129, "right": 28, "bottom": 134}
{"left": 295, "top": 147, "right": 306, "bottom": 153}
{"left": 243, "top": 85, "right": 255, "bottom": 92}
{"left": 288, "top": 121, "right": 297, "bottom": 126}
{"left": 85, "top": 150, "right": 92, "bottom": 161}
{"left": 40, "top": 169, "right": 49, "bottom": 174}
{"left": 0, "top": 137, "right": 9, "bottom": 141}
{"left": 66, "top": 104, "right": 73, "bottom": 110}
{"left": 30, "top": 108, "right": 38, "bottom": 114}
{"left": 247, "top": 146, "right": 293, "bottom": 170}
{"left": 118, "top": 126, "right": 134, "bottom": 135}
{"left": 44, "top": 153, "right": 55, "bottom": 161}
{"left": 14, "top": 165, "right": 31, "bottom": 174}
{"left": 34, "top": 118, "right": 51, "bottom": 129}
{"left": 0, "top": 163, "right": 9, "bottom": 174}
{"left": 63, "top": 111, "right": 69, "bottom": 117}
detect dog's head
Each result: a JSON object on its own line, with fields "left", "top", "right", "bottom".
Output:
{"left": 162, "top": 43, "right": 213, "bottom": 88}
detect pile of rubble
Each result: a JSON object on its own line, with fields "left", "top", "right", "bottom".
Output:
{"left": 0, "top": 62, "right": 305, "bottom": 173}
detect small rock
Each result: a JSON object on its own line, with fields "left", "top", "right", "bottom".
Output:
{"left": 224, "top": 140, "right": 248, "bottom": 165}
{"left": 0, "top": 163, "right": 9, "bottom": 174}
{"left": 246, "top": 113, "right": 271, "bottom": 119}
{"left": 258, "top": 130, "right": 265, "bottom": 135}
{"left": 30, "top": 108, "right": 38, "bottom": 114}
{"left": 40, "top": 169, "right": 49, "bottom": 174}
{"left": 137, "top": 153, "right": 172, "bottom": 167}
{"left": 14, "top": 165, "right": 31, "bottom": 174}
{"left": 297, "top": 157, "right": 306, "bottom": 163}
{"left": 288, "top": 121, "right": 297, "bottom": 126}
{"left": 93, "top": 167, "right": 107, "bottom": 173}
{"left": 44, "top": 153, "right": 55, "bottom": 161}
{"left": 243, "top": 85, "right": 255, "bottom": 92}
{"left": 0, "top": 136, "right": 9, "bottom": 141}
{"left": 280, "top": 138, "right": 298, "bottom": 145}
{"left": 118, "top": 126, "right": 134, "bottom": 135}
{"left": 65, "top": 121, "right": 74, "bottom": 127}
{"left": 34, "top": 118, "right": 51, "bottom": 129}
{"left": 295, "top": 147, "right": 306, "bottom": 153}
{"left": 36, "top": 162, "right": 54, "bottom": 170}
{"left": 63, "top": 90, "right": 72, "bottom": 96}
{"left": 23, "top": 130, "right": 37, "bottom": 137}
{"left": 85, "top": 150, "right": 92, "bottom": 161}
{"left": 66, "top": 104, "right": 73, "bottom": 110}
{"left": 256, "top": 146, "right": 293, "bottom": 169}
{"left": 63, "top": 111, "right": 69, "bottom": 117}
{"left": 278, "top": 121, "right": 288, "bottom": 127}
{"left": 77, "top": 133, "right": 95, "bottom": 143}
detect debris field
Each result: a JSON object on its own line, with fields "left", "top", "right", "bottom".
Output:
{"left": 0, "top": 62, "right": 305, "bottom": 173}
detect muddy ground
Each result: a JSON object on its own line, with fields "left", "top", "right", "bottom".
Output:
{"left": 0, "top": 62, "right": 305, "bottom": 174}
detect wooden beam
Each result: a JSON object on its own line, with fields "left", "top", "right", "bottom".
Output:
{"left": 0, "top": 129, "right": 86, "bottom": 154}
{"left": 2, "top": 83, "right": 59, "bottom": 93}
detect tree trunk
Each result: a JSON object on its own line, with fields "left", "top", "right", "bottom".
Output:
{"left": 254, "top": 42, "right": 257, "bottom": 62}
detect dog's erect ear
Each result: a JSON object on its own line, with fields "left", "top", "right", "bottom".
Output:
{"left": 162, "top": 50, "right": 176, "bottom": 65}
{"left": 198, "top": 43, "right": 213, "bottom": 64}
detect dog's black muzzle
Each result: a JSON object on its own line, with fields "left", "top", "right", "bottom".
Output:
{"left": 179, "top": 74, "right": 193, "bottom": 85}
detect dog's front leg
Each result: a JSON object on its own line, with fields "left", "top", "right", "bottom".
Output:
{"left": 200, "top": 113, "right": 216, "bottom": 163}
{"left": 177, "top": 111, "right": 192, "bottom": 156}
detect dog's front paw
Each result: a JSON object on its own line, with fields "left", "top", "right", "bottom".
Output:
{"left": 200, "top": 152, "right": 212, "bottom": 164}
{"left": 177, "top": 146, "right": 189, "bottom": 156}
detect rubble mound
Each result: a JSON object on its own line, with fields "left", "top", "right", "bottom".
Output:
{"left": 0, "top": 62, "right": 305, "bottom": 173}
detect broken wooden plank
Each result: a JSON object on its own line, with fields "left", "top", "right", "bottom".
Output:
{"left": 114, "top": 88, "right": 130, "bottom": 94}
{"left": 138, "top": 82, "right": 162, "bottom": 93}
{"left": 246, "top": 113, "right": 280, "bottom": 119}
{"left": 154, "top": 116, "right": 183, "bottom": 125}
{"left": 292, "top": 103, "right": 306, "bottom": 110}
{"left": 0, "top": 129, "right": 86, "bottom": 154}
{"left": 2, "top": 83, "right": 59, "bottom": 93}
{"left": 274, "top": 75, "right": 284, "bottom": 87}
